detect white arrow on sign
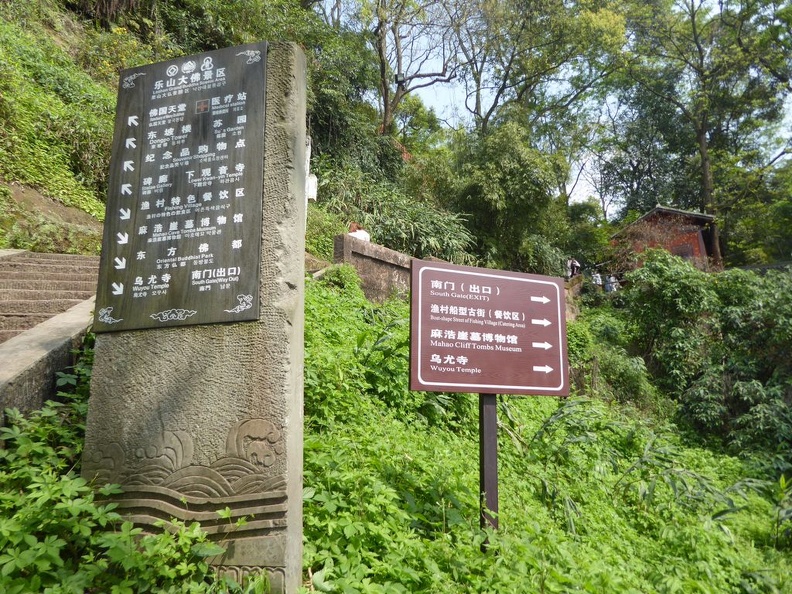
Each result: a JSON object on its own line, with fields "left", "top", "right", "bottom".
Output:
{"left": 531, "top": 318, "right": 551, "bottom": 327}
{"left": 119, "top": 208, "right": 131, "bottom": 220}
{"left": 127, "top": 115, "right": 139, "bottom": 127}
{"left": 530, "top": 296, "right": 551, "bottom": 304}
{"left": 121, "top": 184, "right": 132, "bottom": 195}
{"left": 111, "top": 282, "right": 124, "bottom": 295}
{"left": 123, "top": 160, "right": 135, "bottom": 172}
{"left": 116, "top": 232, "right": 128, "bottom": 244}
{"left": 125, "top": 137, "right": 137, "bottom": 149}
{"left": 532, "top": 341, "right": 553, "bottom": 350}
{"left": 114, "top": 257, "right": 126, "bottom": 269}
{"left": 533, "top": 365, "right": 554, "bottom": 374}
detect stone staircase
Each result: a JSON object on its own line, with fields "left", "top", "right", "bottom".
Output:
{"left": 0, "top": 250, "right": 99, "bottom": 344}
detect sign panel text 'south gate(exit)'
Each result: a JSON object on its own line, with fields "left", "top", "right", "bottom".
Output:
{"left": 410, "top": 260, "right": 569, "bottom": 396}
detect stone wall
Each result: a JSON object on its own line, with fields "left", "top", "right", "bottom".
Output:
{"left": 333, "top": 234, "right": 412, "bottom": 302}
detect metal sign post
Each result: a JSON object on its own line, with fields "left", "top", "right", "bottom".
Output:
{"left": 479, "top": 393, "right": 498, "bottom": 533}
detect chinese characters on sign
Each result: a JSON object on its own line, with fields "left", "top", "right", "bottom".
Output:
{"left": 410, "top": 260, "right": 569, "bottom": 396}
{"left": 94, "top": 43, "right": 267, "bottom": 332}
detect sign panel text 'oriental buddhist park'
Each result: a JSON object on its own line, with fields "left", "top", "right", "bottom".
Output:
{"left": 410, "top": 260, "right": 569, "bottom": 396}
{"left": 94, "top": 42, "right": 267, "bottom": 332}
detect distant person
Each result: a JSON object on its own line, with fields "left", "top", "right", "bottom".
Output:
{"left": 348, "top": 222, "right": 370, "bottom": 241}
{"left": 605, "top": 275, "right": 620, "bottom": 292}
{"left": 591, "top": 270, "right": 602, "bottom": 288}
{"left": 570, "top": 258, "right": 581, "bottom": 277}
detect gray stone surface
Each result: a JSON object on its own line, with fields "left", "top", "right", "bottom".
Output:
{"left": 82, "top": 43, "right": 306, "bottom": 592}
{"left": 0, "top": 297, "right": 95, "bottom": 425}
{"left": 333, "top": 233, "right": 412, "bottom": 301}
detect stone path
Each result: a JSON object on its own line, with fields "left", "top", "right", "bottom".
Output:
{"left": 0, "top": 250, "right": 99, "bottom": 344}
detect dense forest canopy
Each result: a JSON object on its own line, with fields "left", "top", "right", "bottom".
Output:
{"left": 2, "top": 0, "right": 788, "bottom": 270}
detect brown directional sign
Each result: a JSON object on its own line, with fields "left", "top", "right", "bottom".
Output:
{"left": 94, "top": 42, "right": 267, "bottom": 333}
{"left": 410, "top": 260, "right": 569, "bottom": 396}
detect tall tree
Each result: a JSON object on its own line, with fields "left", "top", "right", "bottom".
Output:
{"left": 624, "top": 0, "right": 789, "bottom": 264}
{"left": 446, "top": 122, "right": 566, "bottom": 273}
{"left": 444, "top": 0, "right": 625, "bottom": 135}
{"left": 589, "top": 80, "right": 700, "bottom": 219}
{"left": 721, "top": 0, "right": 792, "bottom": 92}
{"left": 330, "top": 0, "right": 458, "bottom": 134}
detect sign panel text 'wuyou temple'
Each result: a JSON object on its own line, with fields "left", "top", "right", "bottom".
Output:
{"left": 410, "top": 260, "right": 569, "bottom": 396}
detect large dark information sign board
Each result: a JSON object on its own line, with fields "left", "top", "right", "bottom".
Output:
{"left": 94, "top": 43, "right": 267, "bottom": 333}
{"left": 410, "top": 260, "right": 569, "bottom": 396}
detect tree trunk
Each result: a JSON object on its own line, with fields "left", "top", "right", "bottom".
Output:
{"left": 696, "top": 125, "right": 723, "bottom": 267}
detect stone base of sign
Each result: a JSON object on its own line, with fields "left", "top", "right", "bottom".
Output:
{"left": 82, "top": 43, "right": 306, "bottom": 593}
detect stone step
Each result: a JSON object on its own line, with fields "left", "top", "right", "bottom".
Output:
{"left": 0, "top": 251, "right": 99, "bottom": 346}
{"left": 0, "top": 299, "right": 84, "bottom": 314}
{"left": 2, "top": 252, "right": 100, "bottom": 264}
{"left": 0, "top": 288, "right": 96, "bottom": 301}
{"left": 0, "top": 258, "right": 99, "bottom": 271}
{"left": 0, "top": 269, "right": 98, "bottom": 282}
{"left": 0, "top": 314, "right": 53, "bottom": 331}
{"left": 0, "top": 279, "right": 98, "bottom": 292}
{"left": 0, "top": 329, "right": 22, "bottom": 343}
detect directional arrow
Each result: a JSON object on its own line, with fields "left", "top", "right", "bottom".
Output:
{"left": 116, "top": 232, "right": 128, "bottom": 244}
{"left": 111, "top": 282, "right": 124, "bottom": 295}
{"left": 531, "top": 318, "right": 552, "bottom": 327}
{"left": 121, "top": 184, "right": 132, "bottom": 195}
{"left": 530, "top": 295, "right": 551, "bottom": 304}
{"left": 127, "top": 115, "right": 139, "bottom": 127}
{"left": 125, "top": 137, "right": 137, "bottom": 149}
{"left": 114, "top": 257, "right": 126, "bottom": 269}
{"left": 533, "top": 365, "right": 554, "bottom": 374}
{"left": 119, "top": 208, "right": 131, "bottom": 220}
{"left": 123, "top": 160, "right": 135, "bottom": 172}
{"left": 532, "top": 341, "right": 553, "bottom": 350}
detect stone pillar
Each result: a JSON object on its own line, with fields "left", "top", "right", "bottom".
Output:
{"left": 82, "top": 43, "right": 306, "bottom": 592}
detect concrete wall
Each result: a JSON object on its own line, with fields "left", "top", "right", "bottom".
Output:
{"left": 0, "top": 298, "right": 94, "bottom": 425}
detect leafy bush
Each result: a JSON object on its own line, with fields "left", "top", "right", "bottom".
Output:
{"left": 0, "top": 341, "right": 267, "bottom": 593}
{"left": 622, "top": 250, "right": 717, "bottom": 395}
{"left": 304, "top": 268, "right": 475, "bottom": 429}
{"left": 78, "top": 25, "right": 178, "bottom": 87}
{"left": 316, "top": 165, "right": 476, "bottom": 264}
{"left": 0, "top": 18, "right": 110, "bottom": 217}
{"left": 679, "top": 267, "right": 792, "bottom": 455}
{"left": 305, "top": 205, "right": 346, "bottom": 262}
{"left": 611, "top": 251, "right": 792, "bottom": 460}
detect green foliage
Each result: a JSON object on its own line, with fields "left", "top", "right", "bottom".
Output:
{"left": 304, "top": 268, "right": 475, "bottom": 429}
{"left": 0, "top": 185, "right": 13, "bottom": 248}
{"left": 611, "top": 250, "right": 792, "bottom": 460}
{"left": 0, "top": 185, "right": 102, "bottom": 253}
{"left": 305, "top": 205, "right": 346, "bottom": 263}
{"left": 445, "top": 122, "right": 567, "bottom": 274}
{"left": 563, "top": 198, "right": 614, "bottom": 270}
{"left": 78, "top": 24, "right": 179, "bottom": 87}
{"left": 317, "top": 165, "right": 476, "bottom": 264}
{"left": 623, "top": 250, "right": 718, "bottom": 394}
{"left": 682, "top": 266, "right": 792, "bottom": 454}
{"left": 569, "top": 308, "right": 665, "bottom": 413}
{"left": 566, "top": 319, "right": 594, "bottom": 370}
{"left": 0, "top": 340, "right": 266, "bottom": 593}
{"left": 301, "top": 269, "right": 792, "bottom": 591}
{"left": 0, "top": 17, "right": 110, "bottom": 218}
